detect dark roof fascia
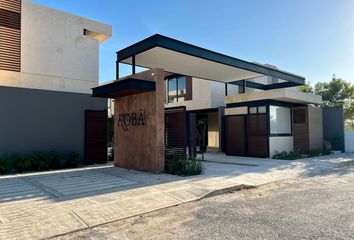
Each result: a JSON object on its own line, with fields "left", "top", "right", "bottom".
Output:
{"left": 116, "top": 34, "right": 305, "bottom": 85}
{"left": 92, "top": 78, "right": 155, "bottom": 98}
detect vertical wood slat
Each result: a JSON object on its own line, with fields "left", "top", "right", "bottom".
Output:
{"left": 0, "top": 0, "right": 21, "bottom": 72}
{"left": 165, "top": 107, "right": 187, "bottom": 158}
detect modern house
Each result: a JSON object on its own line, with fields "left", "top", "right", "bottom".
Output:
{"left": 95, "top": 34, "right": 324, "bottom": 173}
{"left": 0, "top": 0, "right": 111, "bottom": 163}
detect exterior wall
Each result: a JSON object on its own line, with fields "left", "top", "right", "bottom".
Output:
{"left": 225, "top": 106, "right": 248, "bottom": 115}
{"left": 0, "top": 86, "right": 106, "bottom": 158}
{"left": 114, "top": 69, "right": 165, "bottom": 173}
{"left": 21, "top": 0, "right": 111, "bottom": 82}
{"left": 345, "top": 131, "right": 354, "bottom": 152}
{"left": 308, "top": 106, "right": 323, "bottom": 150}
{"left": 322, "top": 107, "right": 345, "bottom": 151}
{"left": 0, "top": 0, "right": 111, "bottom": 94}
{"left": 207, "top": 112, "right": 219, "bottom": 149}
{"left": 269, "top": 136, "right": 294, "bottom": 157}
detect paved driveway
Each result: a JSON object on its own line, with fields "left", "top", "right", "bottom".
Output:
{"left": 0, "top": 153, "right": 353, "bottom": 239}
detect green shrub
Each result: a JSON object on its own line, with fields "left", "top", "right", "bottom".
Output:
{"left": 48, "top": 151, "right": 62, "bottom": 170}
{"left": 165, "top": 155, "right": 204, "bottom": 176}
{"left": 272, "top": 151, "right": 302, "bottom": 160}
{"left": 0, "top": 157, "right": 10, "bottom": 174}
{"left": 31, "top": 153, "right": 49, "bottom": 171}
{"left": 64, "top": 152, "right": 80, "bottom": 168}
{"left": 14, "top": 155, "right": 32, "bottom": 173}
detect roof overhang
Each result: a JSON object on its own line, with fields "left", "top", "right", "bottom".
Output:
{"left": 92, "top": 78, "right": 155, "bottom": 98}
{"left": 117, "top": 34, "right": 305, "bottom": 85}
{"left": 225, "top": 88, "right": 322, "bottom": 105}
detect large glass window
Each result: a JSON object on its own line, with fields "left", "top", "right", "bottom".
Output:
{"left": 269, "top": 106, "right": 291, "bottom": 135}
{"left": 168, "top": 76, "right": 186, "bottom": 103}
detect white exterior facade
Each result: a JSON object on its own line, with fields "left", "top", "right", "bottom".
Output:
{"left": 0, "top": 0, "right": 112, "bottom": 94}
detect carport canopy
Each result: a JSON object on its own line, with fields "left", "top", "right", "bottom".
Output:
{"left": 116, "top": 34, "right": 305, "bottom": 88}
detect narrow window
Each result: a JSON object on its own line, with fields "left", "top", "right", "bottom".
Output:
{"left": 168, "top": 76, "right": 187, "bottom": 103}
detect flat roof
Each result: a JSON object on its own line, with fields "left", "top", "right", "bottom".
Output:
{"left": 225, "top": 89, "right": 322, "bottom": 105}
{"left": 117, "top": 34, "right": 305, "bottom": 85}
{"left": 92, "top": 78, "right": 155, "bottom": 98}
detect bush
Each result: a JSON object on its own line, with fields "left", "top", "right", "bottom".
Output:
{"left": 64, "top": 152, "right": 81, "bottom": 168}
{"left": 165, "top": 155, "right": 204, "bottom": 176}
{"left": 273, "top": 148, "right": 331, "bottom": 160}
{"left": 48, "top": 151, "right": 62, "bottom": 170}
{"left": 31, "top": 152, "right": 49, "bottom": 171}
{"left": 0, "top": 157, "right": 11, "bottom": 174}
{"left": 14, "top": 155, "right": 32, "bottom": 173}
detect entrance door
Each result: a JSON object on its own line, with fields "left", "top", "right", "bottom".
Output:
{"left": 247, "top": 114, "right": 268, "bottom": 157}
{"left": 84, "top": 110, "right": 108, "bottom": 165}
{"left": 225, "top": 115, "right": 246, "bottom": 156}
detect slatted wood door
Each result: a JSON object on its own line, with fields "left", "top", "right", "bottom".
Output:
{"left": 85, "top": 110, "right": 108, "bottom": 165}
{"left": 0, "top": 0, "right": 21, "bottom": 72}
{"left": 165, "top": 107, "right": 187, "bottom": 158}
{"left": 225, "top": 115, "right": 246, "bottom": 156}
{"left": 247, "top": 114, "right": 268, "bottom": 157}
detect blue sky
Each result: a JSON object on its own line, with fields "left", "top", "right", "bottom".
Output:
{"left": 32, "top": 0, "right": 354, "bottom": 85}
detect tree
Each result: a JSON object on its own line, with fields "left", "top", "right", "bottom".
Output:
{"left": 314, "top": 75, "right": 354, "bottom": 119}
{"left": 297, "top": 81, "right": 313, "bottom": 93}
{"left": 298, "top": 75, "right": 354, "bottom": 120}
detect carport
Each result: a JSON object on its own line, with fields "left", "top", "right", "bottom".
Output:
{"left": 93, "top": 34, "right": 311, "bottom": 172}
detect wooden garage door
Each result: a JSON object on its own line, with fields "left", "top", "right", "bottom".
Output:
{"left": 247, "top": 114, "right": 268, "bottom": 157}
{"left": 85, "top": 110, "right": 108, "bottom": 165}
{"left": 225, "top": 115, "right": 246, "bottom": 156}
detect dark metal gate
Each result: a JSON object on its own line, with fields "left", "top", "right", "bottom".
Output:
{"left": 84, "top": 110, "right": 108, "bottom": 165}
{"left": 225, "top": 115, "right": 246, "bottom": 156}
{"left": 165, "top": 107, "right": 187, "bottom": 158}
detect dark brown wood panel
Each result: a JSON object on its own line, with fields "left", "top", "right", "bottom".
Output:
{"left": 186, "top": 76, "right": 193, "bottom": 100}
{"left": 225, "top": 115, "right": 246, "bottom": 156}
{"left": 0, "top": 0, "right": 21, "bottom": 72}
{"left": 165, "top": 107, "right": 186, "bottom": 158}
{"left": 85, "top": 110, "right": 108, "bottom": 165}
{"left": 247, "top": 114, "right": 268, "bottom": 157}
{"left": 293, "top": 107, "right": 309, "bottom": 153}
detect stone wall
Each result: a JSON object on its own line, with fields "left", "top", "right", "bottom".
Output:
{"left": 114, "top": 69, "right": 165, "bottom": 173}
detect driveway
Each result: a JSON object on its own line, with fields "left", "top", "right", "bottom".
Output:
{"left": 0, "top": 153, "right": 353, "bottom": 239}
{"left": 58, "top": 164, "right": 354, "bottom": 240}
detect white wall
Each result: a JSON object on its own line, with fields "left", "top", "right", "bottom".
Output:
{"left": 269, "top": 136, "right": 294, "bottom": 157}
{"left": 7, "top": 0, "right": 112, "bottom": 93}
{"left": 345, "top": 131, "right": 354, "bottom": 152}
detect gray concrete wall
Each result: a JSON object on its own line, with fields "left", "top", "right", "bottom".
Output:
{"left": 0, "top": 86, "right": 106, "bottom": 158}
{"left": 308, "top": 106, "right": 324, "bottom": 150}
{"left": 322, "top": 106, "right": 345, "bottom": 151}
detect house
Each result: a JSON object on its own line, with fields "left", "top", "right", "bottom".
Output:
{"left": 94, "top": 34, "right": 324, "bottom": 172}
{"left": 0, "top": 0, "right": 111, "bottom": 163}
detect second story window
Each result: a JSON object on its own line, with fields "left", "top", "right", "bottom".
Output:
{"left": 168, "top": 76, "right": 186, "bottom": 103}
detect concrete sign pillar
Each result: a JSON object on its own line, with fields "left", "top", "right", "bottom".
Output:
{"left": 114, "top": 68, "right": 165, "bottom": 173}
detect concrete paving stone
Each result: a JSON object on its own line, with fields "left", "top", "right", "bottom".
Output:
{"left": 25, "top": 171, "right": 137, "bottom": 197}
{"left": 162, "top": 184, "right": 212, "bottom": 202}
{"left": 74, "top": 192, "right": 181, "bottom": 227}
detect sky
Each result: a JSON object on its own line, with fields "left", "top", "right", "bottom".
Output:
{"left": 31, "top": 0, "right": 354, "bottom": 85}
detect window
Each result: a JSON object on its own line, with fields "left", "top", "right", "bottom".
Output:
{"left": 249, "top": 106, "right": 266, "bottom": 114}
{"left": 168, "top": 76, "right": 186, "bottom": 103}
{"left": 269, "top": 106, "right": 292, "bottom": 135}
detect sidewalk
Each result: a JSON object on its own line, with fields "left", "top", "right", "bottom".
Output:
{"left": 0, "top": 153, "right": 353, "bottom": 239}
